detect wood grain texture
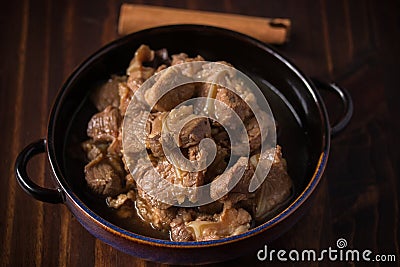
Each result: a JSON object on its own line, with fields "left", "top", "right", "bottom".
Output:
{"left": 118, "top": 4, "right": 291, "bottom": 44}
{"left": 0, "top": 0, "right": 399, "bottom": 266}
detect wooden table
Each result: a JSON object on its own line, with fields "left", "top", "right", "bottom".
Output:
{"left": 1, "top": 1, "right": 399, "bottom": 266}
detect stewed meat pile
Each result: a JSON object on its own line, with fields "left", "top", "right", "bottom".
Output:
{"left": 81, "top": 45, "right": 292, "bottom": 241}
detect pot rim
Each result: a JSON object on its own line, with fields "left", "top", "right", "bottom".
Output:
{"left": 46, "top": 24, "right": 331, "bottom": 248}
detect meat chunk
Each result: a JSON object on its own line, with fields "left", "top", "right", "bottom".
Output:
{"left": 126, "top": 44, "right": 155, "bottom": 80}
{"left": 136, "top": 195, "right": 177, "bottom": 231}
{"left": 171, "top": 53, "right": 204, "bottom": 65}
{"left": 151, "top": 85, "right": 195, "bottom": 112}
{"left": 137, "top": 183, "right": 172, "bottom": 211}
{"left": 254, "top": 146, "right": 292, "bottom": 221}
{"left": 91, "top": 75, "right": 126, "bottom": 111}
{"left": 145, "top": 136, "right": 164, "bottom": 158}
{"left": 134, "top": 158, "right": 181, "bottom": 207}
{"left": 84, "top": 155, "right": 125, "bottom": 196}
{"left": 170, "top": 217, "right": 195, "bottom": 241}
{"left": 126, "top": 76, "right": 144, "bottom": 94}
{"left": 163, "top": 105, "right": 211, "bottom": 148}
{"left": 211, "top": 126, "right": 230, "bottom": 149}
{"left": 154, "top": 158, "right": 181, "bottom": 185}
{"left": 145, "top": 112, "right": 168, "bottom": 157}
{"left": 87, "top": 106, "right": 121, "bottom": 142}
{"left": 120, "top": 45, "right": 160, "bottom": 115}
{"left": 219, "top": 192, "right": 256, "bottom": 216}
{"left": 81, "top": 140, "right": 108, "bottom": 161}
{"left": 185, "top": 146, "right": 207, "bottom": 187}
{"left": 107, "top": 190, "right": 136, "bottom": 209}
{"left": 106, "top": 128, "right": 122, "bottom": 156}
{"left": 186, "top": 206, "right": 251, "bottom": 241}
{"left": 204, "top": 145, "right": 228, "bottom": 183}
{"left": 246, "top": 116, "right": 262, "bottom": 154}
{"left": 215, "top": 87, "right": 252, "bottom": 125}
{"left": 171, "top": 201, "right": 250, "bottom": 242}
{"left": 134, "top": 155, "right": 189, "bottom": 207}
{"left": 135, "top": 153, "right": 206, "bottom": 205}
{"left": 141, "top": 108, "right": 210, "bottom": 203}
{"left": 125, "top": 47, "right": 170, "bottom": 94}
{"left": 179, "top": 117, "right": 211, "bottom": 148}
{"left": 210, "top": 157, "right": 254, "bottom": 200}
{"left": 169, "top": 208, "right": 197, "bottom": 241}
{"left": 156, "top": 157, "right": 205, "bottom": 203}
{"left": 106, "top": 190, "right": 136, "bottom": 218}
{"left": 231, "top": 160, "right": 255, "bottom": 195}
{"left": 118, "top": 82, "right": 133, "bottom": 115}
{"left": 144, "top": 67, "right": 195, "bottom": 112}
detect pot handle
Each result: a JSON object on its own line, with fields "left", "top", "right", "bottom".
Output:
{"left": 311, "top": 79, "right": 353, "bottom": 136}
{"left": 15, "top": 139, "right": 64, "bottom": 204}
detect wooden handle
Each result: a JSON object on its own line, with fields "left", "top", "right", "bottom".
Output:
{"left": 118, "top": 4, "right": 291, "bottom": 44}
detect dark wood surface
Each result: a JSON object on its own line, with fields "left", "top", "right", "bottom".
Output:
{"left": 1, "top": 0, "right": 399, "bottom": 266}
